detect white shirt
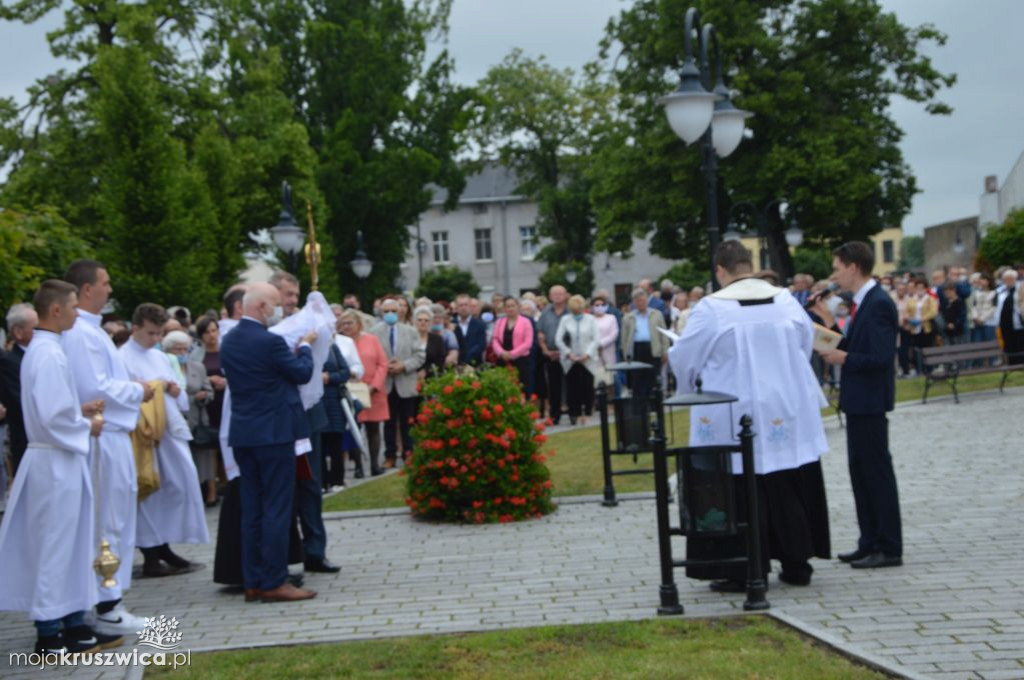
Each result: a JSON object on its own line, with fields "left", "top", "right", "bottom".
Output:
{"left": 119, "top": 337, "right": 192, "bottom": 440}
{"left": 333, "top": 333, "right": 364, "bottom": 380}
{"left": 62, "top": 308, "right": 144, "bottom": 432}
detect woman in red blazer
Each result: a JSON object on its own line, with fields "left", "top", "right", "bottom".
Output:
{"left": 491, "top": 297, "right": 535, "bottom": 393}
{"left": 339, "top": 310, "right": 389, "bottom": 476}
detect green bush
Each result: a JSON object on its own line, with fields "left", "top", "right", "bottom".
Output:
{"left": 415, "top": 266, "right": 480, "bottom": 302}
{"left": 979, "top": 209, "right": 1024, "bottom": 269}
{"left": 405, "top": 366, "right": 556, "bottom": 523}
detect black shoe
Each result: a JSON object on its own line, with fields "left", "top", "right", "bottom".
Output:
{"left": 371, "top": 468, "right": 384, "bottom": 477}
{"left": 354, "top": 469, "right": 365, "bottom": 479}
{"left": 142, "top": 561, "right": 177, "bottom": 578}
{"left": 709, "top": 579, "right": 745, "bottom": 593}
{"left": 305, "top": 557, "right": 341, "bottom": 573}
{"left": 569, "top": 416, "right": 577, "bottom": 426}
{"left": 837, "top": 548, "right": 871, "bottom": 563}
{"left": 34, "top": 633, "right": 67, "bottom": 656}
{"left": 66, "top": 625, "right": 123, "bottom": 650}
{"left": 778, "top": 570, "right": 812, "bottom": 586}
{"left": 288, "top": 573, "right": 305, "bottom": 587}
{"left": 62, "top": 626, "right": 101, "bottom": 655}
{"left": 850, "top": 552, "right": 902, "bottom": 569}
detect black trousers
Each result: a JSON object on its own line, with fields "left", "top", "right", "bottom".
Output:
{"left": 321, "top": 431, "right": 345, "bottom": 487}
{"left": 385, "top": 388, "right": 417, "bottom": 461}
{"left": 627, "top": 341, "right": 659, "bottom": 406}
{"left": 845, "top": 413, "right": 903, "bottom": 556}
{"left": 897, "top": 329, "right": 913, "bottom": 374}
{"left": 544, "top": 357, "right": 565, "bottom": 421}
{"left": 565, "top": 363, "right": 594, "bottom": 418}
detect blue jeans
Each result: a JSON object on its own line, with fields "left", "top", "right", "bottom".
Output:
{"left": 971, "top": 326, "right": 997, "bottom": 366}
{"left": 35, "top": 611, "right": 85, "bottom": 637}
{"left": 237, "top": 443, "right": 296, "bottom": 591}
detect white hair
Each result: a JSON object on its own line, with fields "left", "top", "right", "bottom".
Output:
{"left": 6, "top": 303, "right": 35, "bottom": 331}
{"left": 162, "top": 330, "right": 192, "bottom": 350}
{"left": 413, "top": 304, "right": 433, "bottom": 320}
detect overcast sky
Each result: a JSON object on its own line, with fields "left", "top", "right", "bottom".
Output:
{"left": 2, "top": 0, "right": 1021, "bottom": 236}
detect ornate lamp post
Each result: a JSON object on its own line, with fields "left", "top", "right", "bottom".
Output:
{"left": 269, "top": 181, "right": 306, "bottom": 273}
{"left": 350, "top": 230, "right": 373, "bottom": 312}
{"left": 659, "top": 7, "right": 753, "bottom": 291}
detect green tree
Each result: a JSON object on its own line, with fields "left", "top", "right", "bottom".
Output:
{"left": 978, "top": 210, "right": 1024, "bottom": 270}
{"left": 415, "top": 266, "right": 480, "bottom": 302}
{"left": 659, "top": 260, "right": 709, "bottom": 293}
{"left": 792, "top": 245, "right": 835, "bottom": 281}
{"left": 0, "top": 207, "right": 93, "bottom": 312}
{"left": 473, "top": 51, "right": 613, "bottom": 297}
{"left": 897, "top": 234, "right": 924, "bottom": 270}
{"left": 590, "top": 0, "right": 955, "bottom": 280}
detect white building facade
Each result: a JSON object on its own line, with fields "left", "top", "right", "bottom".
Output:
{"left": 979, "top": 150, "right": 1024, "bottom": 235}
{"left": 401, "top": 165, "right": 680, "bottom": 305}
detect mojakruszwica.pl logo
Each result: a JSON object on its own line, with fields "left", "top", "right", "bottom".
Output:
{"left": 8, "top": 614, "right": 192, "bottom": 670}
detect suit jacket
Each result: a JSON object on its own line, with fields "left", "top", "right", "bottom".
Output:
{"left": 0, "top": 345, "right": 27, "bottom": 463}
{"left": 370, "top": 322, "right": 425, "bottom": 398}
{"left": 620, "top": 309, "right": 669, "bottom": 359}
{"left": 838, "top": 284, "right": 898, "bottom": 415}
{"left": 491, "top": 315, "right": 535, "bottom": 360}
{"left": 453, "top": 316, "right": 487, "bottom": 365}
{"left": 220, "top": 318, "right": 313, "bottom": 448}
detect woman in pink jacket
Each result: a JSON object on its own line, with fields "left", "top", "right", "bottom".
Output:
{"left": 340, "top": 310, "right": 389, "bottom": 477}
{"left": 491, "top": 296, "right": 535, "bottom": 394}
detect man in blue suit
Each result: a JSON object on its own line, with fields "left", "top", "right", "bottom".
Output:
{"left": 220, "top": 282, "right": 319, "bottom": 603}
{"left": 819, "top": 242, "right": 903, "bottom": 570}
{"left": 453, "top": 294, "right": 486, "bottom": 365}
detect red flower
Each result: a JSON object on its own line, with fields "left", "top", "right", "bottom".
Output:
{"left": 543, "top": 480, "right": 552, "bottom": 489}
{"left": 449, "top": 438, "right": 460, "bottom": 447}
{"left": 493, "top": 497, "right": 503, "bottom": 505}
{"left": 454, "top": 379, "right": 464, "bottom": 387}
{"left": 472, "top": 500, "right": 484, "bottom": 509}
{"left": 533, "top": 434, "right": 548, "bottom": 443}
{"left": 472, "top": 381, "right": 481, "bottom": 389}
{"left": 443, "top": 385, "right": 454, "bottom": 394}
{"left": 494, "top": 405, "right": 504, "bottom": 414}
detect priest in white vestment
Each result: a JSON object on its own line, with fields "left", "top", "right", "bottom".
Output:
{"left": 62, "top": 260, "right": 151, "bottom": 635}
{"left": 669, "top": 241, "right": 831, "bottom": 590}
{"left": 120, "top": 303, "right": 209, "bottom": 576}
{"left": 0, "top": 280, "right": 124, "bottom": 655}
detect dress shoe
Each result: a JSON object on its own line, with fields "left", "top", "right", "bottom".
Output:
{"left": 371, "top": 468, "right": 384, "bottom": 477}
{"left": 142, "top": 562, "right": 178, "bottom": 578}
{"left": 709, "top": 579, "right": 745, "bottom": 593}
{"left": 837, "top": 548, "right": 871, "bottom": 563}
{"left": 260, "top": 583, "right": 317, "bottom": 603}
{"left": 304, "top": 557, "right": 341, "bottom": 573}
{"left": 354, "top": 468, "right": 365, "bottom": 479}
{"left": 778, "top": 570, "right": 812, "bottom": 586}
{"left": 850, "top": 552, "right": 903, "bottom": 569}
{"left": 287, "top": 573, "right": 305, "bottom": 588}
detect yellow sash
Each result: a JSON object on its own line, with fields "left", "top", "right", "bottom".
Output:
{"left": 131, "top": 381, "right": 166, "bottom": 501}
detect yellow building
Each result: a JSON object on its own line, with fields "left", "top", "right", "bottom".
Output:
{"left": 738, "top": 226, "right": 903, "bottom": 278}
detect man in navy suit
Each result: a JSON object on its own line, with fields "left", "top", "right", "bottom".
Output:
{"left": 220, "top": 282, "right": 319, "bottom": 602}
{"left": 819, "top": 241, "right": 903, "bottom": 569}
{"left": 452, "top": 294, "right": 486, "bottom": 365}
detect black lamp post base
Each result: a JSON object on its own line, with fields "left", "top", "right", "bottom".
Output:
{"left": 602, "top": 485, "right": 619, "bottom": 507}
{"left": 743, "top": 580, "right": 770, "bottom": 611}
{"left": 658, "top": 585, "right": 684, "bottom": 616}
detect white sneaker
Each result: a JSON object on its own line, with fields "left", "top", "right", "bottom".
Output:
{"left": 93, "top": 603, "right": 149, "bottom": 636}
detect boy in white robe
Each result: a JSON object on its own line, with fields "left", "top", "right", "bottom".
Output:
{"left": 669, "top": 241, "right": 831, "bottom": 590}
{"left": 62, "top": 260, "right": 153, "bottom": 635}
{"left": 0, "top": 280, "right": 123, "bottom": 655}
{"left": 119, "top": 303, "right": 209, "bottom": 576}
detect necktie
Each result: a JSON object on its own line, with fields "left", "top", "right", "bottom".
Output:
{"left": 390, "top": 327, "right": 396, "bottom": 355}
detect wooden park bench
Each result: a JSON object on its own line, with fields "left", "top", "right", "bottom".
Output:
{"left": 919, "top": 340, "right": 1024, "bottom": 404}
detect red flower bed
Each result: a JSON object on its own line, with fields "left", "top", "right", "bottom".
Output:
{"left": 404, "top": 366, "right": 556, "bottom": 523}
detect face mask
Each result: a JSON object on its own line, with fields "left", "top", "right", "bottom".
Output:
{"left": 593, "top": 304, "right": 607, "bottom": 314}
{"left": 431, "top": 324, "right": 443, "bottom": 333}
{"left": 266, "top": 305, "right": 283, "bottom": 326}
{"left": 383, "top": 311, "right": 398, "bottom": 325}
{"left": 573, "top": 313, "right": 584, "bottom": 321}
{"left": 481, "top": 312, "right": 494, "bottom": 323}
{"left": 176, "top": 354, "right": 188, "bottom": 365}
{"left": 155, "top": 341, "right": 163, "bottom": 351}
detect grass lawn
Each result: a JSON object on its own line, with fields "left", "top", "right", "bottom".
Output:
{"left": 323, "top": 371, "right": 1024, "bottom": 513}
{"left": 147, "top": 617, "right": 884, "bottom": 680}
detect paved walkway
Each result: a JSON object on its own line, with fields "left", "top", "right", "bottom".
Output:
{"left": 1, "top": 389, "right": 1022, "bottom": 679}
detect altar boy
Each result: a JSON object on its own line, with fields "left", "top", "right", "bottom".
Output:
{"left": 0, "top": 280, "right": 122, "bottom": 655}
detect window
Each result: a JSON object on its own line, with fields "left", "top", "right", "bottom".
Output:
{"left": 520, "top": 225, "right": 539, "bottom": 259}
{"left": 474, "top": 228, "right": 493, "bottom": 260}
{"left": 882, "top": 240, "right": 894, "bottom": 263}
{"left": 472, "top": 203, "right": 488, "bottom": 215}
{"left": 432, "top": 231, "right": 449, "bottom": 264}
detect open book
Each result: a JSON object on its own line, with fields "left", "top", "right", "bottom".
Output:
{"left": 812, "top": 323, "right": 843, "bottom": 352}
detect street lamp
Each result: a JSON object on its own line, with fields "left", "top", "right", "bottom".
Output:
{"left": 350, "top": 230, "right": 373, "bottom": 311}
{"left": 269, "top": 181, "right": 306, "bottom": 273}
{"left": 660, "top": 7, "right": 753, "bottom": 291}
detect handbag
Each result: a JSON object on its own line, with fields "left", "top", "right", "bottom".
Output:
{"left": 191, "top": 422, "right": 219, "bottom": 448}
{"left": 346, "top": 379, "right": 371, "bottom": 407}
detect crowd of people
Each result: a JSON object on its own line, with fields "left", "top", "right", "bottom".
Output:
{"left": 0, "top": 249, "right": 1022, "bottom": 658}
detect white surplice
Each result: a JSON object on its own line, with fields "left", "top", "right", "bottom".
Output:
{"left": 0, "top": 330, "right": 99, "bottom": 620}
{"left": 62, "top": 309, "right": 144, "bottom": 600}
{"left": 668, "top": 277, "right": 828, "bottom": 475}
{"left": 119, "top": 338, "right": 210, "bottom": 547}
